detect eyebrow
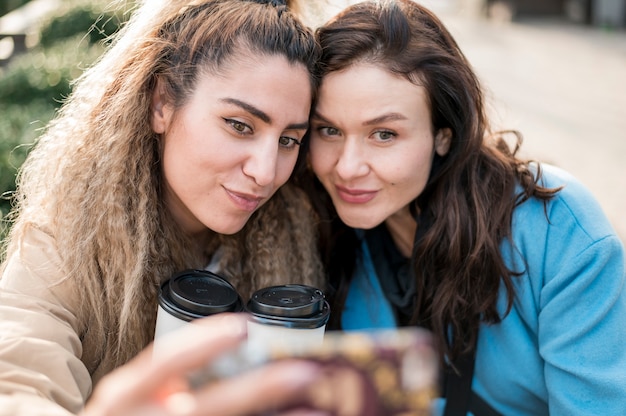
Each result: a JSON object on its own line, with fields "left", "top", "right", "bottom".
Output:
{"left": 362, "top": 112, "right": 408, "bottom": 126}
{"left": 311, "top": 111, "right": 332, "bottom": 124}
{"left": 313, "top": 111, "right": 407, "bottom": 127}
{"left": 221, "top": 98, "right": 309, "bottom": 130}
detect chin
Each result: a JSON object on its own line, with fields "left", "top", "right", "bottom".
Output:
{"left": 209, "top": 219, "right": 250, "bottom": 235}
{"left": 341, "top": 215, "right": 382, "bottom": 230}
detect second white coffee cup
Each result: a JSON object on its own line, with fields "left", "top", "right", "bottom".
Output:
{"left": 246, "top": 284, "right": 330, "bottom": 354}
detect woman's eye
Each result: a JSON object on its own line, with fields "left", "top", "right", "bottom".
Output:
{"left": 319, "top": 126, "right": 340, "bottom": 137}
{"left": 373, "top": 130, "right": 396, "bottom": 141}
{"left": 224, "top": 118, "right": 252, "bottom": 135}
{"left": 278, "top": 136, "right": 301, "bottom": 149}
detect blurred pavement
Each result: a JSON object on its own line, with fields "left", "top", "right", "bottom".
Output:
{"left": 428, "top": 2, "right": 626, "bottom": 244}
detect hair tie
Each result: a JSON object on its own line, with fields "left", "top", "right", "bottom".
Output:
{"left": 248, "top": 0, "right": 287, "bottom": 6}
{"left": 247, "top": 0, "right": 288, "bottom": 16}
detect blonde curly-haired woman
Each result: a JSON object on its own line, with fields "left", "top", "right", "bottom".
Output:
{"left": 0, "top": 0, "right": 324, "bottom": 414}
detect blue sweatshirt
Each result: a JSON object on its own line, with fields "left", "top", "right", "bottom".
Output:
{"left": 341, "top": 164, "right": 626, "bottom": 415}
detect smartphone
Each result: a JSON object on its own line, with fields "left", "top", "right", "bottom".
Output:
{"left": 190, "top": 327, "right": 439, "bottom": 416}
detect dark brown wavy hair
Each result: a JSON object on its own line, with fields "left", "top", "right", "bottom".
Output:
{"left": 305, "top": 0, "right": 560, "bottom": 362}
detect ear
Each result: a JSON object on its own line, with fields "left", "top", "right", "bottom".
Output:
{"left": 151, "top": 79, "right": 173, "bottom": 134}
{"left": 434, "top": 127, "right": 452, "bottom": 157}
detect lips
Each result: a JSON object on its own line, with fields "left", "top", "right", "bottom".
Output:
{"left": 225, "top": 188, "right": 265, "bottom": 212}
{"left": 335, "top": 184, "right": 377, "bottom": 204}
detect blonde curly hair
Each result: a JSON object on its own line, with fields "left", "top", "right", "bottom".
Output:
{"left": 2, "top": 0, "right": 322, "bottom": 378}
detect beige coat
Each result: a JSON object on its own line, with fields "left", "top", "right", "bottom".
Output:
{"left": 0, "top": 227, "right": 110, "bottom": 415}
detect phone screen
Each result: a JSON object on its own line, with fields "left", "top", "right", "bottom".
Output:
{"left": 191, "top": 327, "right": 439, "bottom": 415}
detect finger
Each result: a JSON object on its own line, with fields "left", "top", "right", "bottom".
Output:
{"left": 88, "top": 314, "right": 248, "bottom": 410}
{"left": 277, "top": 410, "right": 331, "bottom": 416}
{"left": 137, "top": 313, "right": 249, "bottom": 393}
{"left": 189, "top": 360, "right": 322, "bottom": 416}
{"left": 151, "top": 313, "right": 248, "bottom": 366}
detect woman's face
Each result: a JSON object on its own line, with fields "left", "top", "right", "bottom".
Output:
{"left": 152, "top": 54, "right": 312, "bottom": 236}
{"left": 309, "top": 63, "right": 450, "bottom": 229}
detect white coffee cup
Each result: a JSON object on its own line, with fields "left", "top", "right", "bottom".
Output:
{"left": 154, "top": 269, "right": 243, "bottom": 341}
{"left": 246, "top": 284, "right": 330, "bottom": 354}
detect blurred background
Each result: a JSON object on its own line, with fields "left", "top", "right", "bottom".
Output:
{"left": 1, "top": 0, "right": 625, "bottom": 243}
{"left": 0, "top": 0, "right": 130, "bottom": 237}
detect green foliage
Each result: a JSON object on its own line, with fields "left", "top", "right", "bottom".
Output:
{"left": 0, "top": 36, "right": 105, "bottom": 107}
{"left": 0, "top": 0, "right": 131, "bottom": 234}
{"left": 0, "top": 102, "right": 49, "bottom": 218}
{"left": 38, "top": 4, "right": 126, "bottom": 48}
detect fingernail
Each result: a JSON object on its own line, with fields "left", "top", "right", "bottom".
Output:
{"left": 163, "top": 391, "right": 197, "bottom": 415}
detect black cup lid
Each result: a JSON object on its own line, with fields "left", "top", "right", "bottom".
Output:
{"left": 159, "top": 269, "right": 242, "bottom": 320}
{"left": 247, "top": 284, "right": 325, "bottom": 318}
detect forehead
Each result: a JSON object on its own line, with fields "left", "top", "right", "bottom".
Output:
{"left": 317, "top": 63, "right": 430, "bottom": 120}
{"left": 193, "top": 53, "right": 313, "bottom": 119}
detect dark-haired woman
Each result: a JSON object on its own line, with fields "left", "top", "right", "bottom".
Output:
{"left": 304, "top": 1, "right": 626, "bottom": 414}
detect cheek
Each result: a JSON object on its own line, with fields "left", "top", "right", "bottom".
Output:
{"left": 411, "top": 159, "right": 433, "bottom": 191}
{"left": 161, "top": 135, "right": 198, "bottom": 178}
{"left": 275, "top": 154, "right": 299, "bottom": 186}
{"left": 383, "top": 148, "right": 434, "bottom": 188}
{"left": 309, "top": 140, "right": 335, "bottom": 177}
{"left": 161, "top": 138, "right": 183, "bottom": 181}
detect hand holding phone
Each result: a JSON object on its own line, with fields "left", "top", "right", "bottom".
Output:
{"left": 192, "top": 327, "right": 439, "bottom": 416}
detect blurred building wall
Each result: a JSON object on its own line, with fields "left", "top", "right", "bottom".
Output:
{"left": 483, "top": 0, "right": 626, "bottom": 27}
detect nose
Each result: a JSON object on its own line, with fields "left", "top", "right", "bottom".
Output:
{"left": 242, "top": 137, "right": 278, "bottom": 187}
{"left": 335, "top": 137, "right": 369, "bottom": 180}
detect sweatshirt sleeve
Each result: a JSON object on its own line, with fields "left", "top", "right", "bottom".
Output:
{"left": 0, "top": 227, "right": 91, "bottom": 415}
{"left": 539, "top": 231, "right": 626, "bottom": 414}
{"left": 472, "top": 165, "right": 626, "bottom": 416}
{"left": 536, "top": 168, "right": 626, "bottom": 414}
